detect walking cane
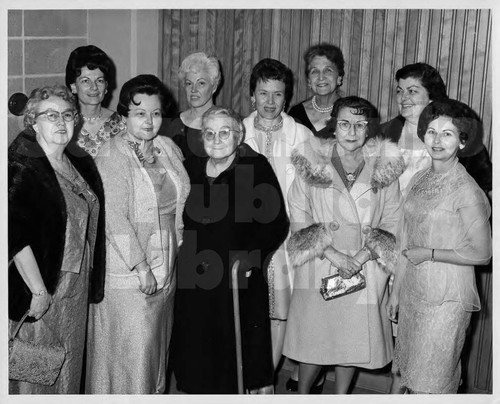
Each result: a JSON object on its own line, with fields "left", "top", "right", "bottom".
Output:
{"left": 231, "top": 259, "right": 245, "bottom": 394}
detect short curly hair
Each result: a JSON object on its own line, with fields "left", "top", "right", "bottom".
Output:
{"left": 23, "top": 85, "right": 78, "bottom": 135}
{"left": 117, "top": 74, "right": 172, "bottom": 118}
{"left": 304, "top": 43, "right": 345, "bottom": 78}
{"left": 417, "top": 99, "right": 482, "bottom": 156}
{"left": 201, "top": 106, "right": 245, "bottom": 143}
{"left": 395, "top": 63, "right": 447, "bottom": 101}
{"left": 65, "top": 45, "right": 115, "bottom": 90}
{"left": 323, "top": 96, "right": 380, "bottom": 140}
{"left": 249, "top": 58, "right": 294, "bottom": 108}
{"left": 178, "top": 52, "right": 221, "bottom": 88}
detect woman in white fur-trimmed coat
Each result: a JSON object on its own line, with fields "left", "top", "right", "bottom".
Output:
{"left": 283, "top": 96, "right": 405, "bottom": 394}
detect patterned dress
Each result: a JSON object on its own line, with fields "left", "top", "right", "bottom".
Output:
{"left": 394, "top": 161, "right": 491, "bottom": 393}
{"left": 76, "top": 112, "right": 125, "bottom": 157}
{"left": 9, "top": 169, "right": 99, "bottom": 394}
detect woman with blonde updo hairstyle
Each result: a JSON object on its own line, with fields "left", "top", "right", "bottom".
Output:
{"left": 164, "top": 51, "right": 221, "bottom": 159}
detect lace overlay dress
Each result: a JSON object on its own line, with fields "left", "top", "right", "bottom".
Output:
{"left": 393, "top": 161, "right": 490, "bottom": 393}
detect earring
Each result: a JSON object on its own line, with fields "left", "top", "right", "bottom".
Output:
{"left": 251, "top": 98, "right": 256, "bottom": 110}
{"left": 459, "top": 144, "right": 465, "bottom": 150}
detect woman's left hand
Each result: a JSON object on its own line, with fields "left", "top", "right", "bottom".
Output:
{"left": 402, "top": 246, "right": 431, "bottom": 265}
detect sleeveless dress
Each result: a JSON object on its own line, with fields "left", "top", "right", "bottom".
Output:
{"left": 9, "top": 168, "right": 99, "bottom": 394}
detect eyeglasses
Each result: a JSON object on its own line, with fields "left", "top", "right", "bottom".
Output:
{"left": 336, "top": 120, "right": 368, "bottom": 133}
{"left": 35, "top": 109, "right": 76, "bottom": 122}
{"left": 202, "top": 128, "right": 240, "bottom": 142}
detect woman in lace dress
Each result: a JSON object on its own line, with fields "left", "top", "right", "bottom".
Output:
{"left": 86, "top": 75, "right": 190, "bottom": 393}
{"left": 243, "top": 58, "right": 314, "bottom": 371}
{"left": 387, "top": 99, "right": 492, "bottom": 394}
{"left": 65, "top": 45, "right": 125, "bottom": 157}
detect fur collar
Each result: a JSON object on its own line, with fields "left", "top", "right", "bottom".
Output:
{"left": 291, "top": 136, "right": 406, "bottom": 190}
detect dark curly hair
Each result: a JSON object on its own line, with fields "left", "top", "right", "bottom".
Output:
{"left": 322, "top": 96, "right": 380, "bottom": 140}
{"left": 395, "top": 63, "right": 447, "bottom": 101}
{"left": 417, "top": 99, "right": 482, "bottom": 157}
{"left": 65, "top": 45, "right": 116, "bottom": 102}
{"left": 117, "top": 74, "right": 172, "bottom": 118}
{"left": 23, "top": 85, "right": 79, "bottom": 135}
{"left": 304, "top": 43, "right": 345, "bottom": 79}
{"left": 249, "top": 58, "right": 294, "bottom": 108}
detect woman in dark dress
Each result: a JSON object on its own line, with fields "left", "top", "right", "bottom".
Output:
{"left": 163, "top": 52, "right": 221, "bottom": 159}
{"left": 288, "top": 43, "right": 345, "bottom": 136}
{"left": 171, "top": 106, "right": 289, "bottom": 394}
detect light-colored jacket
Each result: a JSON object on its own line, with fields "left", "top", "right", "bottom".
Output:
{"left": 283, "top": 136, "right": 404, "bottom": 366}
{"left": 95, "top": 134, "right": 190, "bottom": 291}
{"left": 243, "top": 111, "right": 314, "bottom": 319}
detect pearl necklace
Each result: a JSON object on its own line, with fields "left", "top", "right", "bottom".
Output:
{"left": 82, "top": 111, "right": 103, "bottom": 122}
{"left": 311, "top": 96, "right": 333, "bottom": 114}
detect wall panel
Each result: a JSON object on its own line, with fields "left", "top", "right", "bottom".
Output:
{"left": 160, "top": 9, "right": 491, "bottom": 154}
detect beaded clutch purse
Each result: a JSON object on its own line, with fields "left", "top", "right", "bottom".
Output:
{"left": 320, "top": 272, "right": 366, "bottom": 301}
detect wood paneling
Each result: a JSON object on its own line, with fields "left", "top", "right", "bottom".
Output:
{"left": 160, "top": 9, "right": 491, "bottom": 154}
{"left": 159, "top": 9, "right": 492, "bottom": 394}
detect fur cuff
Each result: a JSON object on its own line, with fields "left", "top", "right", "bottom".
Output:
{"left": 287, "top": 222, "right": 338, "bottom": 267}
{"left": 364, "top": 227, "right": 397, "bottom": 274}
{"left": 364, "top": 138, "right": 406, "bottom": 190}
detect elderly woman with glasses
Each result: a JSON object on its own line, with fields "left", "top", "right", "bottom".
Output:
{"left": 8, "top": 84, "right": 105, "bottom": 394}
{"left": 171, "top": 106, "right": 289, "bottom": 393}
{"left": 283, "top": 96, "right": 405, "bottom": 394}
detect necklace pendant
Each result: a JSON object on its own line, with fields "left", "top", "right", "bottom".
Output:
{"left": 346, "top": 172, "right": 356, "bottom": 182}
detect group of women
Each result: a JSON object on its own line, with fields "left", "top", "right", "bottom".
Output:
{"left": 8, "top": 42, "right": 491, "bottom": 395}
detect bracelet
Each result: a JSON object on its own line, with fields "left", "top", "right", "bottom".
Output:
{"left": 431, "top": 249, "right": 435, "bottom": 263}
{"left": 32, "top": 289, "right": 48, "bottom": 297}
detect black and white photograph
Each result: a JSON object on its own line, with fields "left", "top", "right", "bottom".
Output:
{"left": 2, "top": 1, "right": 497, "bottom": 403}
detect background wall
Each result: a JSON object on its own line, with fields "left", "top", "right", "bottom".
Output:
{"left": 160, "top": 9, "right": 492, "bottom": 155}
{"left": 160, "top": 8, "right": 493, "bottom": 394}
{"left": 7, "top": 9, "right": 160, "bottom": 144}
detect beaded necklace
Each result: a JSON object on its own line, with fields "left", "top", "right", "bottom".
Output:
{"left": 254, "top": 115, "right": 284, "bottom": 159}
{"left": 311, "top": 95, "right": 333, "bottom": 114}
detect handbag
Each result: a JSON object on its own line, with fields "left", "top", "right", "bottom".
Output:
{"left": 320, "top": 272, "right": 366, "bottom": 301}
{"left": 9, "top": 311, "right": 66, "bottom": 386}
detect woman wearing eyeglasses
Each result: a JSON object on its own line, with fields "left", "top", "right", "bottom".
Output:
{"left": 8, "top": 85, "right": 105, "bottom": 394}
{"left": 283, "top": 96, "right": 404, "bottom": 394}
{"left": 171, "top": 106, "right": 289, "bottom": 393}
